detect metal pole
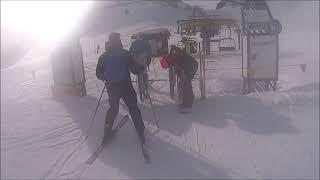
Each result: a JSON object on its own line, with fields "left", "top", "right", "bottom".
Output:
{"left": 169, "top": 66, "right": 175, "bottom": 98}
{"left": 84, "top": 83, "right": 106, "bottom": 139}
{"left": 203, "top": 52, "right": 206, "bottom": 99}
{"left": 199, "top": 42, "right": 205, "bottom": 100}
{"left": 142, "top": 77, "right": 160, "bottom": 129}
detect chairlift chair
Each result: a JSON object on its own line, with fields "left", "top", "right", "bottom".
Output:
{"left": 219, "top": 37, "right": 236, "bottom": 51}
{"left": 218, "top": 26, "right": 236, "bottom": 51}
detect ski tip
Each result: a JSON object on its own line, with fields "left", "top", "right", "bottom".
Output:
{"left": 141, "top": 144, "right": 151, "bottom": 164}
{"left": 179, "top": 108, "right": 191, "bottom": 114}
{"left": 142, "top": 151, "right": 151, "bottom": 164}
{"left": 144, "top": 158, "right": 151, "bottom": 164}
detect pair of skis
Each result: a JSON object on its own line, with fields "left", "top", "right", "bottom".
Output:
{"left": 85, "top": 115, "right": 151, "bottom": 165}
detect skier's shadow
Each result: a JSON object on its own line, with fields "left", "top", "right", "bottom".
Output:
{"left": 193, "top": 95, "right": 299, "bottom": 135}
{"left": 54, "top": 95, "right": 232, "bottom": 179}
{"left": 54, "top": 82, "right": 305, "bottom": 178}
{"left": 141, "top": 93, "right": 299, "bottom": 137}
{"left": 82, "top": 124, "right": 232, "bottom": 179}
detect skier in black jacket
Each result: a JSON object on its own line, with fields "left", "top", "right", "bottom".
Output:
{"left": 96, "top": 32, "right": 145, "bottom": 144}
{"left": 160, "top": 45, "right": 198, "bottom": 111}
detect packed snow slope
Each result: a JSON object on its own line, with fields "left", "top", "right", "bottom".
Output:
{"left": 1, "top": 1, "right": 319, "bottom": 179}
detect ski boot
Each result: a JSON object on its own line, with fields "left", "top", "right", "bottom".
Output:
{"left": 178, "top": 103, "right": 191, "bottom": 113}
{"left": 138, "top": 129, "right": 145, "bottom": 145}
{"left": 102, "top": 125, "right": 113, "bottom": 144}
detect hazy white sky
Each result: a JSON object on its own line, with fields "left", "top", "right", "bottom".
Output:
{"left": 1, "top": 1, "right": 92, "bottom": 44}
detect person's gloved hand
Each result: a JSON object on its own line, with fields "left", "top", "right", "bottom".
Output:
{"left": 160, "top": 56, "right": 169, "bottom": 69}
{"left": 96, "top": 73, "right": 104, "bottom": 81}
{"left": 138, "top": 64, "right": 145, "bottom": 74}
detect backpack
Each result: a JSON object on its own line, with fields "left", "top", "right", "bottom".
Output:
{"left": 185, "top": 55, "right": 198, "bottom": 79}
{"left": 170, "top": 46, "right": 198, "bottom": 79}
{"left": 130, "top": 39, "right": 151, "bottom": 67}
{"left": 130, "top": 39, "right": 150, "bottom": 56}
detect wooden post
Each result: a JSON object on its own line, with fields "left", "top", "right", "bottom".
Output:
{"left": 203, "top": 52, "right": 206, "bottom": 99}
{"left": 218, "top": 28, "right": 221, "bottom": 62}
{"left": 201, "top": 37, "right": 207, "bottom": 99}
{"left": 201, "top": 44, "right": 206, "bottom": 99}
{"left": 236, "top": 28, "right": 241, "bottom": 50}
{"left": 169, "top": 66, "right": 175, "bottom": 99}
{"left": 198, "top": 42, "right": 204, "bottom": 100}
{"left": 205, "top": 37, "right": 210, "bottom": 55}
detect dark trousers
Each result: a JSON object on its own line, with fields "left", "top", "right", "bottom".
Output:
{"left": 137, "top": 68, "right": 148, "bottom": 99}
{"left": 105, "top": 82, "right": 145, "bottom": 137}
{"left": 178, "top": 73, "right": 194, "bottom": 108}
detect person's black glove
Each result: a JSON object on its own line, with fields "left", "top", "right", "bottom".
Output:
{"left": 96, "top": 73, "right": 104, "bottom": 81}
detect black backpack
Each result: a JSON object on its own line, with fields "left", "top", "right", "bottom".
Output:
{"left": 170, "top": 46, "right": 198, "bottom": 79}
{"left": 185, "top": 55, "right": 198, "bottom": 79}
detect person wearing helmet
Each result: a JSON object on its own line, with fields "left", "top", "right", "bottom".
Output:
{"left": 160, "top": 45, "right": 198, "bottom": 111}
{"left": 129, "top": 33, "right": 152, "bottom": 101}
{"left": 96, "top": 32, "right": 146, "bottom": 144}
{"left": 181, "top": 37, "right": 192, "bottom": 55}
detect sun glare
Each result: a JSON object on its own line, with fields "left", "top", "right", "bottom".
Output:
{"left": 1, "top": 1, "right": 92, "bottom": 45}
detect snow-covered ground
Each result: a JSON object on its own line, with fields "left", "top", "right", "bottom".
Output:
{"left": 1, "top": 1, "right": 319, "bottom": 179}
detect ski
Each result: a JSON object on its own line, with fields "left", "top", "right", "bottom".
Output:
{"left": 177, "top": 105, "right": 192, "bottom": 114}
{"left": 141, "top": 143, "right": 151, "bottom": 164}
{"left": 85, "top": 115, "right": 130, "bottom": 165}
{"left": 86, "top": 143, "right": 106, "bottom": 164}
{"left": 179, "top": 109, "right": 191, "bottom": 114}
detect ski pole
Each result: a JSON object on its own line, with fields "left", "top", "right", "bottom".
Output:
{"left": 142, "top": 76, "right": 160, "bottom": 128}
{"left": 84, "top": 83, "right": 106, "bottom": 139}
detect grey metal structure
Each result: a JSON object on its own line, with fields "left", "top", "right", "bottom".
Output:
{"left": 176, "top": 15, "right": 239, "bottom": 99}
{"left": 240, "top": 1, "right": 282, "bottom": 94}
{"left": 175, "top": 0, "right": 282, "bottom": 97}
{"left": 51, "top": 37, "right": 87, "bottom": 96}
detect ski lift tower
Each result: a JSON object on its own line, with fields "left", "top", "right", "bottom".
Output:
{"left": 177, "top": 16, "right": 238, "bottom": 54}
{"left": 177, "top": 16, "right": 238, "bottom": 99}
{"left": 240, "top": 1, "right": 282, "bottom": 93}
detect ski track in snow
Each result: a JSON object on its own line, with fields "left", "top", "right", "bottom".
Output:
{"left": 1, "top": 1, "right": 319, "bottom": 179}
